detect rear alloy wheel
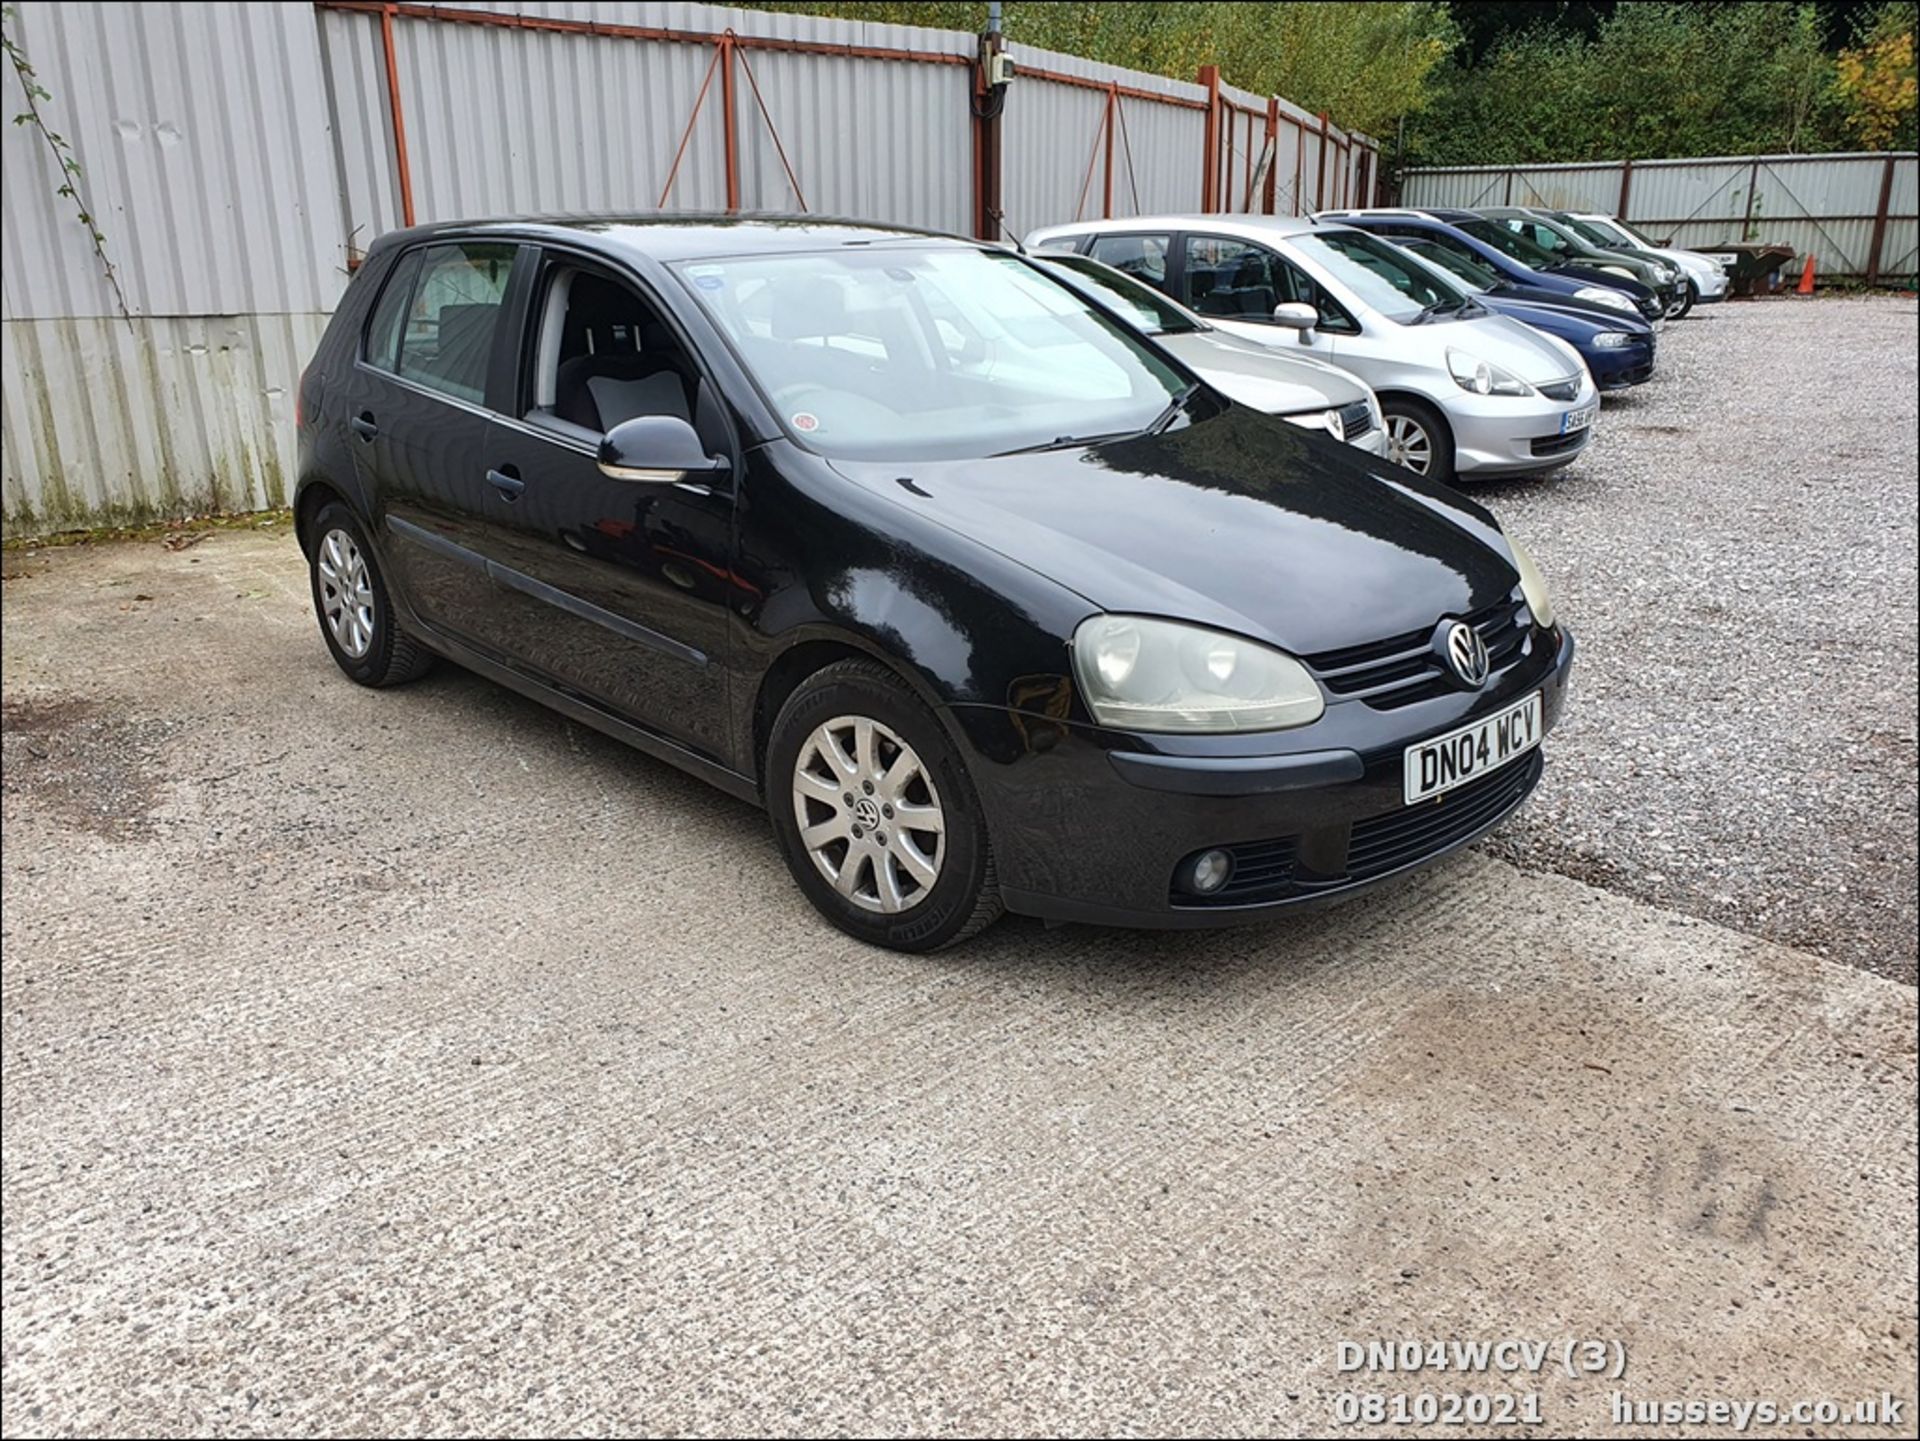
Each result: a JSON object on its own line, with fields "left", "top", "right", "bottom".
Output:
{"left": 1380, "top": 397, "right": 1455, "bottom": 483}
{"left": 767, "top": 659, "right": 1001, "bottom": 951}
{"left": 306, "top": 500, "right": 435, "bottom": 687}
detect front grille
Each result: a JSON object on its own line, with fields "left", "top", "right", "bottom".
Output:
{"left": 1302, "top": 594, "right": 1533, "bottom": 711}
{"left": 1536, "top": 377, "right": 1581, "bottom": 402}
{"left": 1530, "top": 429, "right": 1589, "bottom": 458}
{"left": 1346, "top": 751, "right": 1542, "bottom": 881}
{"left": 1336, "top": 399, "right": 1374, "bottom": 439}
{"left": 1168, "top": 752, "right": 1543, "bottom": 908}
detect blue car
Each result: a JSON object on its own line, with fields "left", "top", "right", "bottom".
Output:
{"left": 1391, "top": 235, "right": 1656, "bottom": 392}
{"left": 1319, "top": 208, "right": 1659, "bottom": 322}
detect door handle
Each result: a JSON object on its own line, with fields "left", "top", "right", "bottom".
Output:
{"left": 486, "top": 466, "right": 525, "bottom": 501}
{"left": 349, "top": 413, "right": 379, "bottom": 440}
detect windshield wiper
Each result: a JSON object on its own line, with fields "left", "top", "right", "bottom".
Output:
{"left": 991, "top": 384, "right": 1199, "bottom": 456}
{"left": 1412, "top": 297, "right": 1466, "bottom": 324}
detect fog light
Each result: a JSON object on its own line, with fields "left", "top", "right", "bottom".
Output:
{"left": 1183, "top": 848, "right": 1234, "bottom": 895}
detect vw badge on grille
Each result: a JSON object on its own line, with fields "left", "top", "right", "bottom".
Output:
{"left": 1443, "top": 620, "right": 1490, "bottom": 687}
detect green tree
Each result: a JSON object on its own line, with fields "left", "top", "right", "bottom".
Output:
{"left": 1835, "top": 0, "right": 1918, "bottom": 148}
{"left": 741, "top": 2, "right": 1458, "bottom": 138}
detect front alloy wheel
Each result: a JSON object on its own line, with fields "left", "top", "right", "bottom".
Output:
{"left": 1380, "top": 397, "right": 1454, "bottom": 482}
{"left": 1385, "top": 413, "right": 1433, "bottom": 474}
{"left": 792, "top": 716, "right": 945, "bottom": 914}
{"left": 767, "top": 659, "right": 1001, "bottom": 951}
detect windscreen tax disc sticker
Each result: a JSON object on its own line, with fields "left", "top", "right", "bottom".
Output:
{"left": 792, "top": 412, "right": 820, "bottom": 432}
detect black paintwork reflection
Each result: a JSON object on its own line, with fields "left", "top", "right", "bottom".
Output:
{"left": 829, "top": 402, "right": 1516, "bottom": 661}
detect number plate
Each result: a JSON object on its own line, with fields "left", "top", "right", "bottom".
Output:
{"left": 1560, "top": 402, "right": 1597, "bottom": 435}
{"left": 1404, "top": 692, "right": 1544, "bottom": 804}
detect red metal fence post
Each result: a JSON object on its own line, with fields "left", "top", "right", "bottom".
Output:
{"left": 379, "top": 4, "right": 416, "bottom": 226}
{"left": 1102, "top": 84, "right": 1116, "bottom": 219}
{"left": 1198, "top": 64, "right": 1221, "bottom": 210}
{"left": 1866, "top": 154, "right": 1896, "bottom": 285}
{"left": 1262, "top": 98, "right": 1278, "bottom": 213}
{"left": 1314, "top": 112, "right": 1328, "bottom": 211}
{"left": 720, "top": 32, "right": 740, "bottom": 211}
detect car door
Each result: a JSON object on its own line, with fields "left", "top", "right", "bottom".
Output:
{"left": 1175, "top": 233, "right": 1358, "bottom": 357}
{"left": 342, "top": 238, "right": 525, "bottom": 642}
{"left": 470, "top": 249, "right": 735, "bottom": 761}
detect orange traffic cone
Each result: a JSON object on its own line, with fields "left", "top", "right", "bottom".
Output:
{"left": 1796, "top": 254, "right": 1816, "bottom": 295}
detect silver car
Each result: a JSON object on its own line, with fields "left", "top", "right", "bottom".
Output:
{"left": 1027, "top": 214, "right": 1599, "bottom": 482}
{"left": 1564, "top": 212, "right": 1730, "bottom": 309}
{"left": 1029, "top": 249, "right": 1387, "bottom": 457}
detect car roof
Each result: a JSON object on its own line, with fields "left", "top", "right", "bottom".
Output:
{"left": 365, "top": 212, "right": 999, "bottom": 265}
{"left": 1033, "top": 213, "right": 1342, "bottom": 242}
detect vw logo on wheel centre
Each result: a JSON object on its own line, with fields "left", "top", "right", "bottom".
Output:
{"left": 1442, "top": 620, "right": 1491, "bottom": 688}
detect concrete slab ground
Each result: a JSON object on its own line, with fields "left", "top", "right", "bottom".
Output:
{"left": 2, "top": 529, "right": 1913, "bottom": 1436}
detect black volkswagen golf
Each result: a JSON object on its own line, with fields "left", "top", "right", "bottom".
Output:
{"left": 294, "top": 216, "right": 1574, "bottom": 952}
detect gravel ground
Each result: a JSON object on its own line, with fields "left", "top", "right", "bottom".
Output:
{"left": 3, "top": 530, "right": 1915, "bottom": 1436}
{"left": 1470, "top": 295, "right": 1919, "bottom": 987}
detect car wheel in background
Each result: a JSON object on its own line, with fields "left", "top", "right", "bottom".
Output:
{"left": 767, "top": 659, "right": 1001, "bottom": 952}
{"left": 306, "top": 501, "right": 436, "bottom": 687}
{"left": 1380, "top": 397, "right": 1455, "bottom": 483}
{"left": 1672, "top": 280, "right": 1697, "bottom": 319}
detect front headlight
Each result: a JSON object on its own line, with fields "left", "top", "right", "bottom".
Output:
{"left": 1446, "top": 348, "right": 1532, "bottom": 397}
{"left": 1575, "top": 285, "right": 1636, "bottom": 312}
{"left": 1281, "top": 408, "right": 1346, "bottom": 442}
{"left": 1592, "top": 331, "right": 1635, "bottom": 349}
{"left": 1506, "top": 535, "right": 1556, "bottom": 630}
{"left": 1072, "top": 615, "right": 1325, "bottom": 733}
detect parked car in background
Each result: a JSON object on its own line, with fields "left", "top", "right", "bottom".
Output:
{"left": 1026, "top": 214, "right": 1599, "bottom": 483}
{"left": 1317, "top": 208, "right": 1645, "bottom": 319}
{"left": 1416, "top": 207, "right": 1665, "bottom": 321}
{"left": 294, "top": 215, "right": 1574, "bottom": 950}
{"left": 1389, "top": 237, "right": 1657, "bottom": 392}
{"left": 1557, "top": 212, "right": 1730, "bottom": 313}
{"left": 1030, "top": 249, "right": 1386, "bottom": 457}
{"left": 1478, "top": 207, "right": 1687, "bottom": 317}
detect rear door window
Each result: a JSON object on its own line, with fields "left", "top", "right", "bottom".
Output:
{"left": 393, "top": 242, "right": 517, "bottom": 405}
{"left": 1087, "top": 233, "right": 1173, "bottom": 289}
{"left": 363, "top": 249, "right": 423, "bottom": 372}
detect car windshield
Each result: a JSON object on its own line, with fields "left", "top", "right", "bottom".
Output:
{"left": 673, "top": 246, "right": 1188, "bottom": 461}
{"left": 1287, "top": 229, "right": 1467, "bottom": 323}
{"left": 1457, "top": 219, "right": 1561, "bottom": 269}
{"left": 1565, "top": 216, "right": 1628, "bottom": 247}
{"left": 1401, "top": 240, "right": 1497, "bottom": 292}
{"left": 1035, "top": 251, "right": 1201, "bottom": 336}
{"left": 1609, "top": 216, "right": 1665, "bottom": 248}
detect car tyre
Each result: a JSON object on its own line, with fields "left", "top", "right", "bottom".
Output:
{"left": 1380, "top": 396, "right": 1455, "bottom": 483}
{"left": 306, "top": 501, "right": 436, "bottom": 687}
{"left": 767, "top": 658, "right": 1002, "bottom": 952}
{"left": 1672, "top": 279, "right": 1696, "bottom": 319}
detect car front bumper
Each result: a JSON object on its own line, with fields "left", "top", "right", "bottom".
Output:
{"left": 953, "top": 626, "right": 1576, "bottom": 929}
{"left": 1691, "top": 269, "right": 1730, "bottom": 302}
{"left": 1590, "top": 337, "right": 1656, "bottom": 390}
{"left": 1444, "top": 381, "right": 1601, "bottom": 475}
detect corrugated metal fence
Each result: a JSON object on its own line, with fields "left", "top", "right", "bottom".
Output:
{"left": 2, "top": 0, "right": 1379, "bottom": 536}
{"left": 1401, "top": 153, "right": 1918, "bottom": 284}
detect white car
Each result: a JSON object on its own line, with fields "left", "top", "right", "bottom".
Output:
{"left": 1027, "top": 214, "right": 1599, "bottom": 483}
{"left": 1029, "top": 249, "right": 1387, "bottom": 457}
{"left": 1564, "top": 213, "right": 1730, "bottom": 312}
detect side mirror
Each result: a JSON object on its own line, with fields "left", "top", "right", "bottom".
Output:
{"left": 597, "top": 415, "right": 726, "bottom": 484}
{"left": 1271, "top": 302, "right": 1318, "bottom": 331}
